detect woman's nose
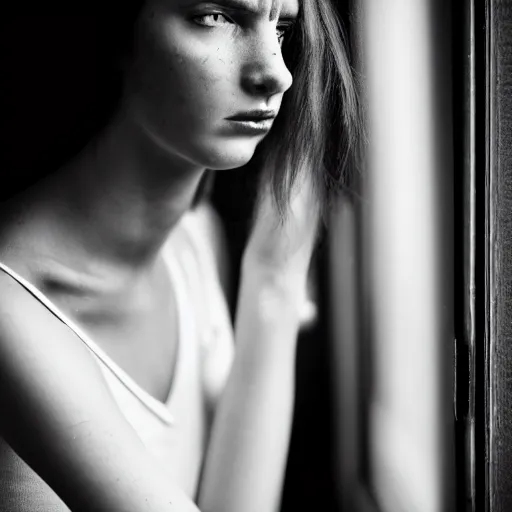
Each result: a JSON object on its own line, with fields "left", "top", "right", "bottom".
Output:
{"left": 241, "top": 39, "right": 293, "bottom": 98}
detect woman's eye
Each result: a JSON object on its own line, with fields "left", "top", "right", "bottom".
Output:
{"left": 193, "top": 13, "right": 233, "bottom": 28}
{"left": 276, "top": 23, "right": 294, "bottom": 43}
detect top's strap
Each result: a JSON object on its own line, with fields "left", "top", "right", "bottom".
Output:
{"left": 0, "top": 261, "right": 175, "bottom": 426}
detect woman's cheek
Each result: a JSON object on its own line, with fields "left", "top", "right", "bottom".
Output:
{"left": 177, "top": 53, "right": 232, "bottom": 107}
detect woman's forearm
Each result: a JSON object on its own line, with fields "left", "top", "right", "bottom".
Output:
{"left": 197, "top": 260, "right": 304, "bottom": 512}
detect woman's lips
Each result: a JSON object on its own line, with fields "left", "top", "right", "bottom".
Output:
{"left": 226, "top": 109, "right": 277, "bottom": 121}
{"left": 225, "top": 118, "right": 274, "bottom": 134}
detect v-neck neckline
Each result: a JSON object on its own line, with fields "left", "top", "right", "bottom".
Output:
{"left": 0, "top": 251, "right": 185, "bottom": 426}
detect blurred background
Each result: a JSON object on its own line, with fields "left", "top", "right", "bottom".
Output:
{"left": 212, "top": 0, "right": 498, "bottom": 511}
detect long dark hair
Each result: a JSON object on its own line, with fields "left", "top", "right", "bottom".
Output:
{"left": 1, "top": 2, "right": 362, "bottom": 218}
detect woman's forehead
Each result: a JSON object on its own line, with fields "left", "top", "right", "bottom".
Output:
{"left": 270, "top": 0, "right": 300, "bottom": 20}
{"left": 264, "top": 0, "right": 300, "bottom": 20}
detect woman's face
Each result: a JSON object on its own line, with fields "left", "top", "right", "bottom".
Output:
{"left": 125, "top": 0, "right": 299, "bottom": 170}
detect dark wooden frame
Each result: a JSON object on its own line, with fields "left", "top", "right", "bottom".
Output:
{"left": 479, "top": 1, "right": 512, "bottom": 510}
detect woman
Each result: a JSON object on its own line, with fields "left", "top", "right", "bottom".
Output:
{"left": 0, "top": 1, "right": 359, "bottom": 511}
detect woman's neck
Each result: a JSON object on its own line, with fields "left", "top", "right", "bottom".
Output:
{"left": 9, "top": 106, "right": 206, "bottom": 276}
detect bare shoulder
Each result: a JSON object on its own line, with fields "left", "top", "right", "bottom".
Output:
{"left": 191, "top": 201, "right": 231, "bottom": 299}
{"left": 0, "top": 271, "right": 197, "bottom": 511}
{"left": 0, "top": 268, "right": 126, "bottom": 448}
{"left": 0, "top": 270, "right": 103, "bottom": 384}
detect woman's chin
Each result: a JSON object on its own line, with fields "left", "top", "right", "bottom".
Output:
{"left": 198, "top": 141, "right": 258, "bottom": 171}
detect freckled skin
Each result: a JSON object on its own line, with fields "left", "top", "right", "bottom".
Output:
{"left": 123, "top": 0, "right": 298, "bottom": 171}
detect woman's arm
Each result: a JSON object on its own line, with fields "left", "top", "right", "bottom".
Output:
{"left": 0, "top": 273, "right": 200, "bottom": 512}
{"left": 0, "top": 175, "right": 316, "bottom": 512}
{"left": 197, "top": 176, "right": 319, "bottom": 512}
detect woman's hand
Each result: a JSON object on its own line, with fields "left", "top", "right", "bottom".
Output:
{"left": 243, "top": 172, "right": 320, "bottom": 284}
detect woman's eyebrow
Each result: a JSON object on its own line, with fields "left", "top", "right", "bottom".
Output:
{"left": 182, "top": 0, "right": 298, "bottom": 20}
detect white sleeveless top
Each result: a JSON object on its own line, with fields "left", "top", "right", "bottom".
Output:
{"left": 0, "top": 206, "right": 235, "bottom": 511}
